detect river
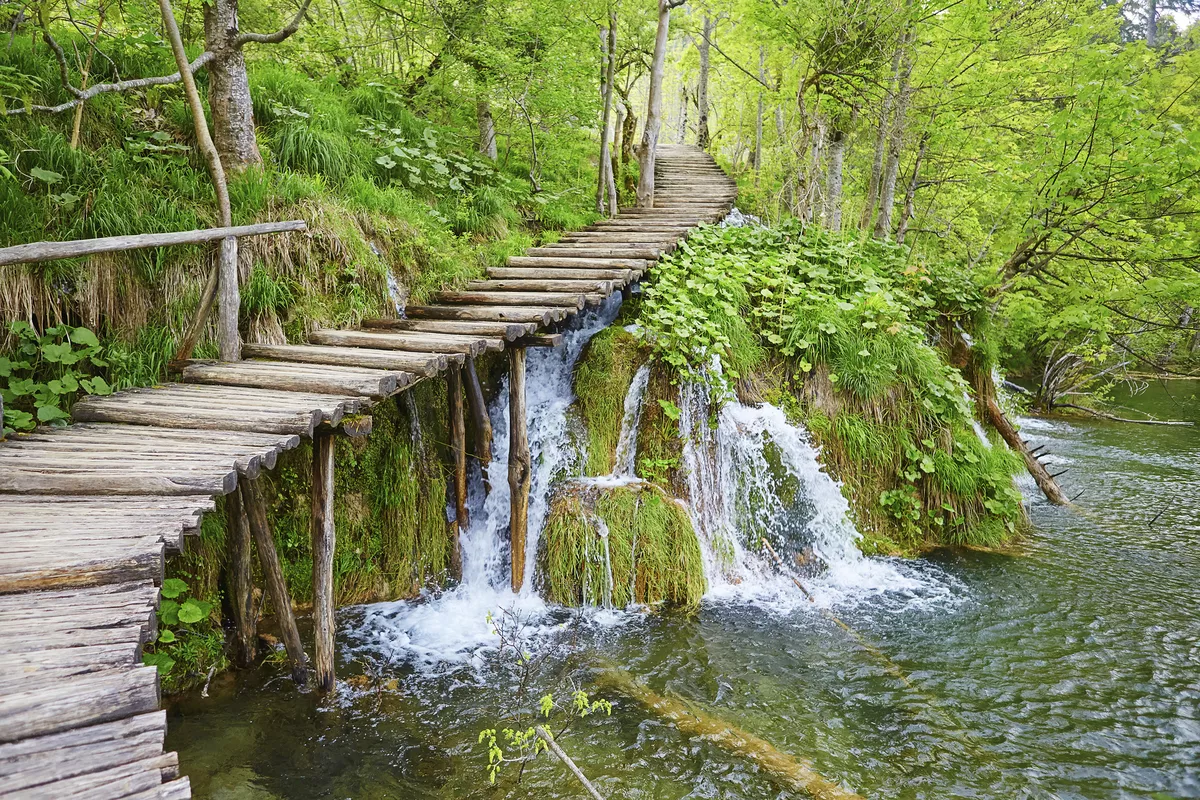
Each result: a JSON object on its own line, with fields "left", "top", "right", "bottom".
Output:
{"left": 166, "top": 378, "right": 1200, "bottom": 800}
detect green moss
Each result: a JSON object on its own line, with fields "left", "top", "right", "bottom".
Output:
{"left": 574, "top": 327, "right": 649, "bottom": 475}
{"left": 634, "top": 363, "right": 685, "bottom": 492}
{"left": 541, "top": 484, "right": 706, "bottom": 608}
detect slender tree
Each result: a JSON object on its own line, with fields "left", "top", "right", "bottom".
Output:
{"left": 637, "top": 0, "right": 687, "bottom": 207}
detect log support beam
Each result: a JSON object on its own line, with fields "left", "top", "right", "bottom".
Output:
{"left": 241, "top": 475, "right": 309, "bottom": 685}
{"left": 310, "top": 429, "right": 336, "bottom": 692}
{"left": 446, "top": 364, "right": 467, "bottom": 580}
{"left": 463, "top": 356, "right": 493, "bottom": 484}
{"left": 508, "top": 347, "right": 531, "bottom": 593}
{"left": 225, "top": 484, "right": 256, "bottom": 668}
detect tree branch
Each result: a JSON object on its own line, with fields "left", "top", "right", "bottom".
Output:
{"left": 5, "top": 51, "right": 215, "bottom": 116}
{"left": 235, "top": 0, "right": 315, "bottom": 46}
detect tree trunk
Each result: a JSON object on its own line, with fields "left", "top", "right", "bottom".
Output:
{"left": 696, "top": 16, "right": 714, "bottom": 149}
{"left": 605, "top": 18, "right": 619, "bottom": 212}
{"left": 204, "top": 0, "right": 263, "bottom": 170}
{"left": 447, "top": 364, "right": 467, "bottom": 579}
{"left": 477, "top": 98, "right": 498, "bottom": 159}
{"left": 1147, "top": 0, "right": 1158, "bottom": 47}
{"left": 637, "top": 0, "right": 676, "bottom": 208}
{"left": 621, "top": 102, "right": 638, "bottom": 197}
{"left": 161, "top": 0, "right": 240, "bottom": 362}
{"left": 873, "top": 34, "right": 913, "bottom": 240}
{"left": 895, "top": 132, "right": 927, "bottom": 244}
{"left": 753, "top": 48, "right": 765, "bottom": 171}
{"left": 824, "top": 127, "right": 846, "bottom": 231}
{"left": 677, "top": 84, "right": 689, "bottom": 144}
{"left": 862, "top": 47, "right": 902, "bottom": 230}
{"left": 597, "top": 25, "right": 615, "bottom": 215}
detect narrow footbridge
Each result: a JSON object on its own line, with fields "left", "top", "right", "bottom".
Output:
{"left": 0, "top": 145, "right": 735, "bottom": 798}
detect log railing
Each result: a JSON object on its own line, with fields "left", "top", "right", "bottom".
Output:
{"left": 0, "top": 220, "right": 307, "bottom": 267}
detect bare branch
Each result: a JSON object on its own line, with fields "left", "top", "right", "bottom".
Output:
{"left": 235, "top": 0, "right": 314, "bottom": 46}
{"left": 5, "top": 51, "right": 215, "bottom": 116}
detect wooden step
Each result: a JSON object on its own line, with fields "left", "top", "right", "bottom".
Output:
{"left": 309, "top": 328, "right": 500, "bottom": 356}
{"left": 404, "top": 305, "right": 570, "bottom": 324}
{"left": 242, "top": 343, "right": 455, "bottom": 376}
{"left": 182, "top": 360, "right": 410, "bottom": 397}
{"left": 361, "top": 318, "right": 535, "bottom": 340}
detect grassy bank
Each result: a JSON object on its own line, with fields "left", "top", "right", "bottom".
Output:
{"left": 631, "top": 220, "right": 1027, "bottom": 554}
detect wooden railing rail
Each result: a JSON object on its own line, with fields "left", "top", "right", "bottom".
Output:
{"left": 0, "top": 220, "right": 307, "bottom": 267}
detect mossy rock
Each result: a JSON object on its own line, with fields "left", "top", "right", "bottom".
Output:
{"left": 541, "top": 482, "right": 706, "bottom": 609}
{"left": 574, "top": 326, "right": 650, "bottom": 475}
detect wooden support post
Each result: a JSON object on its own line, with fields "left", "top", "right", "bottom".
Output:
{"left": 241, "top": 475, "right": 308, "bottom": 685}
{"left": 226, "top": 484, "right": 256, "bottom": 668}
{"left": 218, "top": 235, "right": 241, "bottom": 361}
{"left": 446, "top": 364, "right": 467, "bottom": 580}
{"left": 508, "top": 347, "right": 531, "bottom": 593}
{"left": 310, "top": 430, "right": 337, "bottom": 693}
{"left": 463, "top": 356, "right": 493, "bottom": 486}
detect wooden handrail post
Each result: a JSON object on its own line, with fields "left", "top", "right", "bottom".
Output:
{"left": 508, "top": 347, "right": 530, "bottom": 593}
{"left": 446, "top": 364, "right": 467, "bottom": 580}
{"left": 311, "top": 430, "right": 336, "bottom": 692}
{"left": 218, "top": 235, "right": 241, "bottom": 361}
{"left": 226, "top": 484, "right": 257, "bottom": 668}
{"left": 241, "top": 475, "right": 309, "bottom": 685}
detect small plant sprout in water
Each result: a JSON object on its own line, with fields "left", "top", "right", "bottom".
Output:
{"left": 476, "top": 608, "right": 612, "bottom": 794}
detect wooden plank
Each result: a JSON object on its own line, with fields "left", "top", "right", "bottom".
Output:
{"left": 488, "top": 267, "right": 634, "bottom": 283}
{"left": 404, "top": 305, "right": 567, "bottom": 324}
{"left": 0, "top": 665, "right": 160, "bottom": 743}
{"left": 71, "top": 402, "right": 321, "bottom": 438}
{"left": 242, "top": 343, "right": 453, "bottom": 375}
{"left": 432, "top": 290, "right": 587, "bottom": 309}
{"left": 309, "top": 328, "right": 497, "bottom": 356}
{"left": 0, "top": 712, "right": 166, "bottom": 792}
{"left": 361, "top": 318, "right": 533, "bottom": 340}
{"left": 182, "top": 360, "right": 405, "bottom": 397}
{"left": 465, "top": 279, "right": 617, "bottom": 294}
{"left": 507, "top": 256, "right": 648, "bottom": 270}
{"left": 0, "top": 466, "right": 237, "bottom": 497}
{"left": 525, "top": 246, "right": 662, "bottom": 260}
{"left": 0, "top": 538, "right": 164, "bottom": 593}
{"left": 513, "top": 333, "right": 564, "bottom": 348}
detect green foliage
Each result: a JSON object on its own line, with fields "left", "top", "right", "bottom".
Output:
{"left": 638, "top": 222, "right": 1026, "bottom": 551}
{"left": 541, "top": 484, "right": 706, "bottom": 608}
{"left": 1, "top": 322, "right": 110, "bottom": 435}
{"left": 142, "top": 577, "right": 222, "bottom": 687}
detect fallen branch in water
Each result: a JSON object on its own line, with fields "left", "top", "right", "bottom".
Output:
{"left": 1053, "top": 403, "right": 1194, "bottom": 426}
{"left": 535, "top": 726, "right": 605, "bottom": 800}
{"left": 594, "top": 667, "right": 864, "bottom": 800}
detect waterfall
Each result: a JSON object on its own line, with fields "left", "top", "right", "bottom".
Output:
{"left": 678, "top": 373, "right": 939, "bottom": 608}
{"left": 349, "top": 296, "right": 624, "bottom": 669}
{"left": 612, "top": 365, "right": 651, "bottom": 478}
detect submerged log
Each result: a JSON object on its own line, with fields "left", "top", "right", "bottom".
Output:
{"left": 446, "top": 365, "right": 467, "bottom": 580}
{"left": 225, "top": 485, "right": 256, "bottom": 668}
{"left": 508, "top": 347, "right": 531, "bottom": 593}
{"left": 241, "top": 476, "right": 309, "bottom": 685}
{"left": 311, "top": 430, "right": 336, "bottom": 693}
{"left": 594, "top": 669, "right": 864, "bottom": 800}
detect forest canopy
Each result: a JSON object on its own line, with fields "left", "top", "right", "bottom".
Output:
{"left": 0, "top": 0, "right": 1198, "bottom": 417}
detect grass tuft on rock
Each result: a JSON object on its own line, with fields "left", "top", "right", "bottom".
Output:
{"left": 541, "top": 483, "right": 705, "bottom": 609}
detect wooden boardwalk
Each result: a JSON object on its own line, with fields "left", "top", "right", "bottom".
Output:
{"left": 0, "top": 145, "right": 735, "bottom": 798}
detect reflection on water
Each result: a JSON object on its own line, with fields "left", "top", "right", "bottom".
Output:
{"left": 167, "top": 381, "right": 1200, "bottom": 799}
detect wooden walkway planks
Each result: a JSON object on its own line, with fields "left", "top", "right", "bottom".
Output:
{"left": 0, "top": 144, "right": 735, "bottom": 799}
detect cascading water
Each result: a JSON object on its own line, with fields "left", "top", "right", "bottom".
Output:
{"left": 349, "top": 295, "right": 624, "bottom": 669}
{"left": 678, "top": 369, "right": 953, "bottom": 609}
{"left": 611, "top": 364, "right": 650, "bottom": 479}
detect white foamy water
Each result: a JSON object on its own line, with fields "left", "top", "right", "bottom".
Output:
{"left": 347, "top": 296, "right": 624, "bottom": 670}
{"left": 348, "top": 310, "right": 960, "bottom": 672}
{"left": 678, "top": 372, "right": 960, "bottom": 613}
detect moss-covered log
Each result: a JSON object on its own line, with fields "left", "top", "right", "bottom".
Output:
{"left": 594, "top": 668, "right": 865, "bottom": 800}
